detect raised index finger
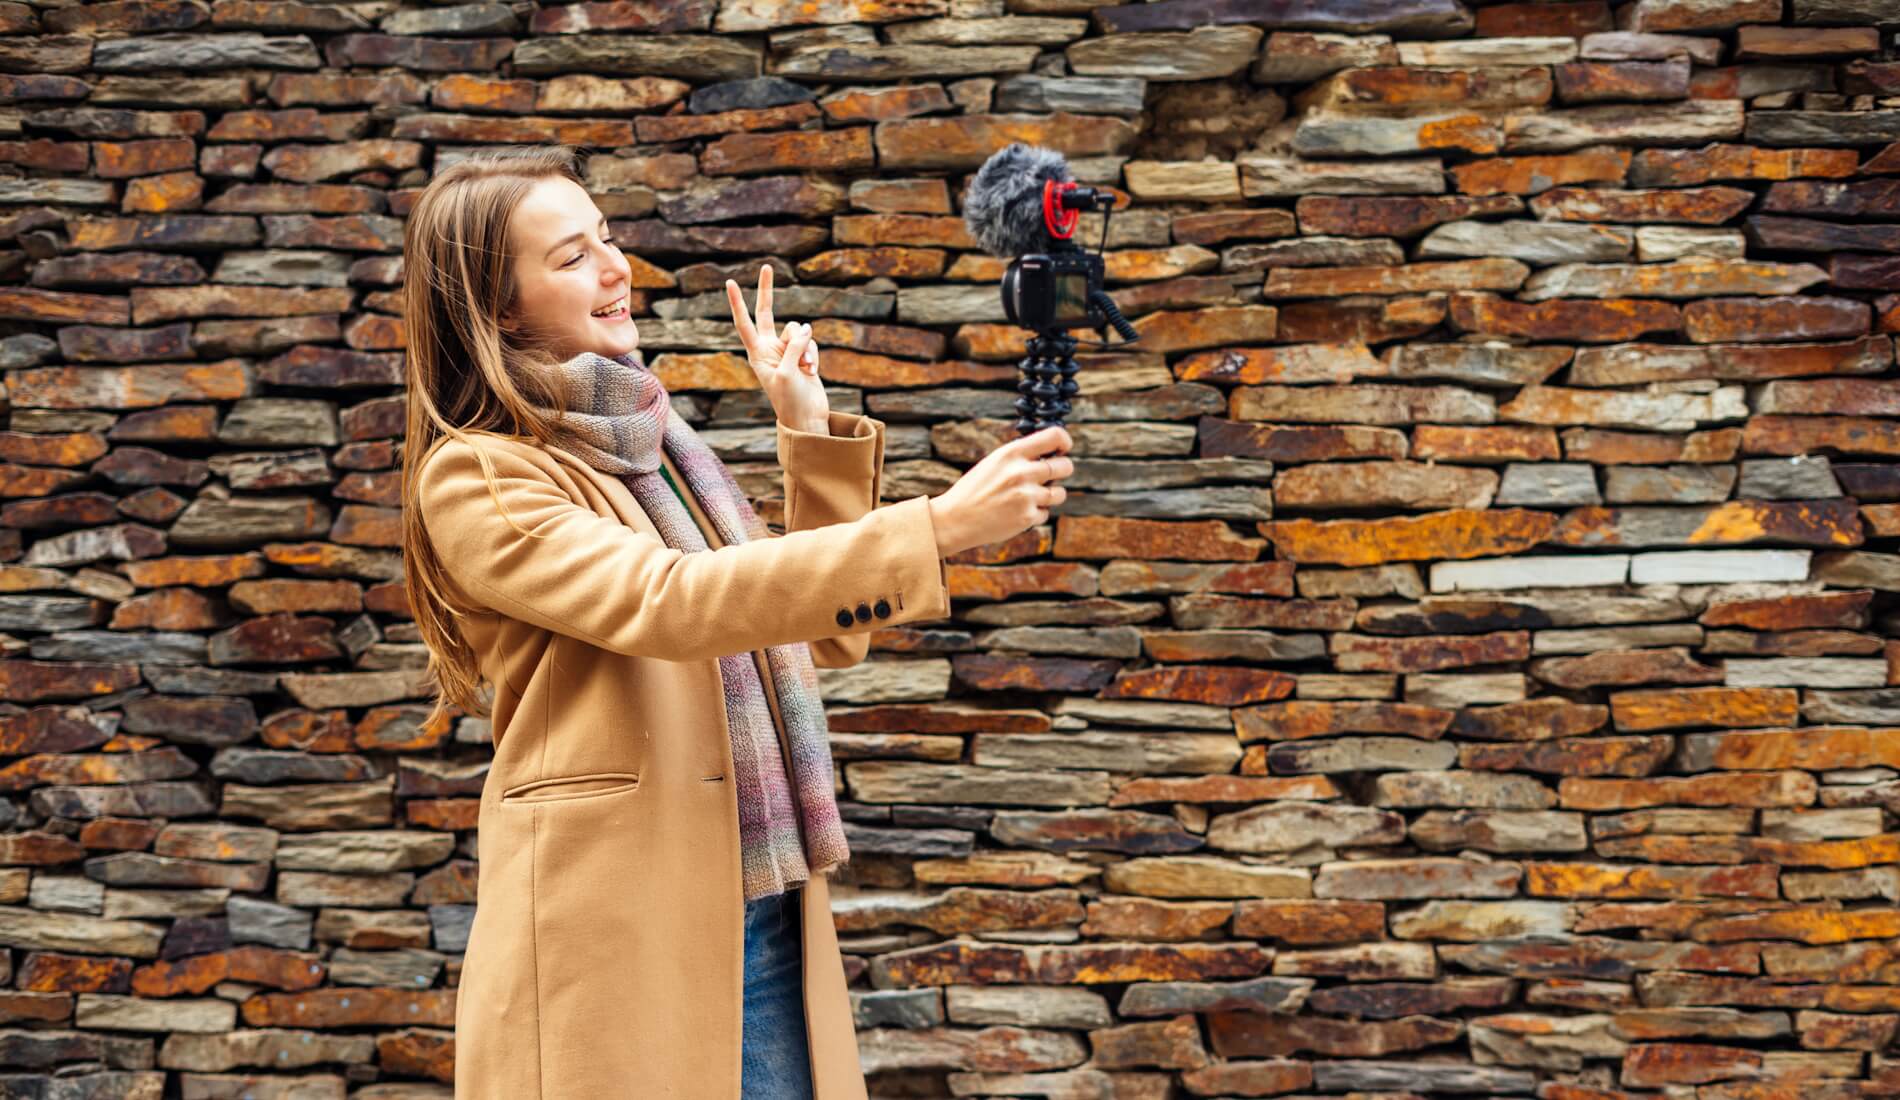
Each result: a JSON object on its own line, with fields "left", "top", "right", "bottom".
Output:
{"left": 725, "top": 279, "right": 759, "bottom": 352}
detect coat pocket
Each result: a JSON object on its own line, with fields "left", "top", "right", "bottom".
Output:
{"left": 499, "top": 771, "right": 641, "bottom": 805}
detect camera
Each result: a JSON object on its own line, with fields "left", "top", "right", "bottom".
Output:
{"left": 1000, "top": 247, "right": 1104, "bottom": 331}
{"left": 963, "top": 145, "right": 1141, "bottom": 431}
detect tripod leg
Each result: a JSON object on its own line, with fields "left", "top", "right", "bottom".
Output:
{"left": 1015, "top": 329, "right": 1079, "bottom": 435}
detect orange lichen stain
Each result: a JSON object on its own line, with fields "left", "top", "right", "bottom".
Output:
{"left": 1684, "top": 500, "right": 1848, "bottom": 545}
{"left": 1419, "top": 115, "right": 1500, "bottom": 154}
{"left": 178, "top": 361, "right": 251, "bottom": 400}
{"left": 1687, "top": 505, "right": 1770, "bottom": 547}
{"left": 1349, "top": 66, "right": 1471, "bottom": 108}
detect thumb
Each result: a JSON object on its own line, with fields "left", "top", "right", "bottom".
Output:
{"left": 1018, "top": 424, "right": 1069, "bottom": 455}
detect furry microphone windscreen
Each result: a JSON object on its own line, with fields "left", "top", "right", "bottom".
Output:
{"left": 963, "top": 143, "right": 1074, "bottom": 258}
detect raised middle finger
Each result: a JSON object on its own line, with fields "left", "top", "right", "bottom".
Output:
{"left": 755, "top": 264, "right": 775, "bottom": 338}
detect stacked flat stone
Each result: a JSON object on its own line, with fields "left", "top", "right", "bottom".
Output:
{"left": 0, "top": 0, "right": 1895, "bottom": 1095}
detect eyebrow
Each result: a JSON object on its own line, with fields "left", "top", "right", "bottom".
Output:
{"left": 543, "top": 217, "right": 610, "bottom": 262}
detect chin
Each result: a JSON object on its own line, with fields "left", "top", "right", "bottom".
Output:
{"left": 580, "top": 327, "right": 639, "bottom": 360}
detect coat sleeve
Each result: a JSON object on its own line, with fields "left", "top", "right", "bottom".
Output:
{"left": 775, "top": 410, "right": 911, "bottom": 669}
{"left": 417, "top": 433, "right": 951, "bottom": 663}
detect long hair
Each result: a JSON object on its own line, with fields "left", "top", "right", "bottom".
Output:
{"left": 399, "top": 145, "right": 590, "bottom": 725}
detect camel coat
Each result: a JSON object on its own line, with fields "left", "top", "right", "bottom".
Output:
{"left": 415, "top": 409, "right": 951, "bottom": 1099}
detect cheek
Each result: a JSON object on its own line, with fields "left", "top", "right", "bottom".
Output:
{"left": 520, "top": 275, "right": 582, "bottom": 330}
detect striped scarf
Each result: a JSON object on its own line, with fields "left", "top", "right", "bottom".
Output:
{"left": 535, "top": 349, "right": 849, "bottom": 902}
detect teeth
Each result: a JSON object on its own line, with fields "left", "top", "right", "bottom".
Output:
{"left": 591, "top": 295, "right": 626, "bottom": 317}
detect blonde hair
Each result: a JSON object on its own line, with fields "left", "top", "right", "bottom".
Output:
{"left": 399, "top": 144, "right": 591, "bottom": 724}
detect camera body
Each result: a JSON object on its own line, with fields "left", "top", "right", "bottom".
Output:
{"left": 1000, "top": 246, "right": 1105, "bottom": 331}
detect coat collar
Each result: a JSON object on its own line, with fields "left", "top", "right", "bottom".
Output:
{"left": 538, "top": 429, "right": 731, "bottom": 549}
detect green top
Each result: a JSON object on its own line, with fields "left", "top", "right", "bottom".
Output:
{"left": 657, "top": 461, "right": 690, "bottom": 513}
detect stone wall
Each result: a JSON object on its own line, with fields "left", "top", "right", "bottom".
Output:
{"left": 0, "top": 0, "right": 1898, "bottom": 1096}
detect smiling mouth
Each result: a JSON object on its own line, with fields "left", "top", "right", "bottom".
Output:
{"left": 590, "top": 295, "right": 628, "bottom": 319}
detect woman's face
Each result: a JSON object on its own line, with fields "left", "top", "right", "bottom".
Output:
{"left": 502, "top": 176, "right": 638, "bottom": 361}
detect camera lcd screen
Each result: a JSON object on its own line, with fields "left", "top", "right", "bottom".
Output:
{"left": 1053, "top": 271, "right": 1089, "bottom": 324}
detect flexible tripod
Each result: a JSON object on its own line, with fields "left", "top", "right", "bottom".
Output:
{"left": 1013, "top": 328, "right": 1080, "bottom": 435}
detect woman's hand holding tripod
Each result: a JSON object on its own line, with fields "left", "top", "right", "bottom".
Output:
{"left": 927, "top": 425, "right": 1075, "bottom": 558}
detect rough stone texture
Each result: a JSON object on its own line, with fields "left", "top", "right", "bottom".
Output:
{"left": 0, "top": 1, "right": 1894, "bottom": 1094}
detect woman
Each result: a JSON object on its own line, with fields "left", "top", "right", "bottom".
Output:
{"left": 398, "top": 145, "right": 1075, "bottom": 1099}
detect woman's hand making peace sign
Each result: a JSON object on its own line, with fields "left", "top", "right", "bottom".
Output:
{"left": 725, "top": 265, "right": 829, "bottom": 435}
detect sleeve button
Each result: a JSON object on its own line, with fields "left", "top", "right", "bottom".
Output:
{"left": 873, "top": 598, "right": 891, "bottom": 619}
{"left": 835, "top": 608, "right": 854, "bottom": 628}
{"left": 854, "top": 602, "right": 872, "bottom": 623}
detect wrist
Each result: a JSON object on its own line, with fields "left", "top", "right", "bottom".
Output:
{"left": 780, "top": 416, "right": 830, "bottom": 436}
{"left": 926, "top": 496, "right": 958, "bottom": 558}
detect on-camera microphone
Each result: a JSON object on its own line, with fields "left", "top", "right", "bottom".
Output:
{"left": 965, "top": 144, "right": 1112, "bottom": 258}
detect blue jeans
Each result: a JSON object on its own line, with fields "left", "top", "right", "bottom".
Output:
{"left": 741, "top": 885, "right": 813, "bottom": 1099}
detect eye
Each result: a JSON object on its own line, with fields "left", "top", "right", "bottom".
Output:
{"left": 563, "top": 232, "right": 613, "bottom": 267}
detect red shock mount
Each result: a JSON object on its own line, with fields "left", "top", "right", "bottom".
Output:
{"left": 1042, "top": 179, "right": 1080, "bottom": 240}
